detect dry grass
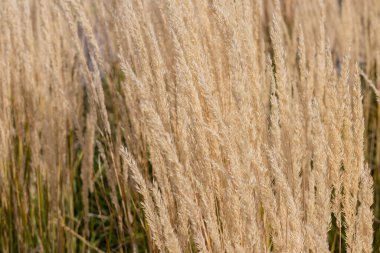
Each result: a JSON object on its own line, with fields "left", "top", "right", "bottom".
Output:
{"left": 0, "top": 0, "right": 379, "bottom": 252}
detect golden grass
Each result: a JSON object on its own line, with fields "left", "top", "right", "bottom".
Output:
{"left": 0, "top": 0, "right": 379, "bottom": 252}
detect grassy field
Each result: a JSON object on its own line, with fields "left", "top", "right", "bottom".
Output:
{"left": 1, "top": 0, "right": 380, "bottom": 252}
